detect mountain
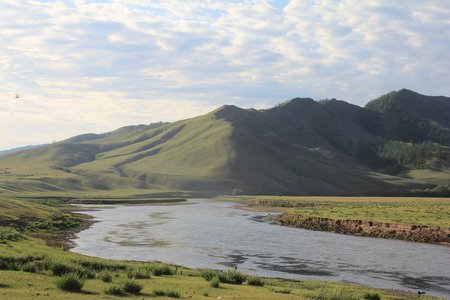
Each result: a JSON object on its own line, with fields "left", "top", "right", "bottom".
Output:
{"left": 0, "top": 144, "right": 48, "bottom": 156}
{"left": 0, "top": 89, "right": 448, "bottom": 196}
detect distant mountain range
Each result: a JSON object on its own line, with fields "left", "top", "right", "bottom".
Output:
{"left": 0, "top": 144, "right": 47, "bottom": 156}
{"left": 0, "top": 89, "right": 449, "bottom": 196}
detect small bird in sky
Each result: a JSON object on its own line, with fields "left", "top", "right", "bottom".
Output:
{"left": 15, "top": 93, "right": 20, "bottom": 99}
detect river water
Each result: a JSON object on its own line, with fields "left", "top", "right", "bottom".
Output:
{"left": 72, "top": 199, "right": 450, "bottom": 298}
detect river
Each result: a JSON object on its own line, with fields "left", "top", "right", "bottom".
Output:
{"left": 71, "top": 199, "right": 450, "bottom": 298}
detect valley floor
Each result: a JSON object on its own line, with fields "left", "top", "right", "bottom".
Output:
{"left": 0, "top": 194, "right": 447, "bottom": 299}
{"left": 225, "top": 196, "right": 450, "bottom": 245}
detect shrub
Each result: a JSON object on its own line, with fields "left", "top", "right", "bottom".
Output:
{"left": 154, "top": 289, "right": 166, "bottom": 296}
{"left": 200, "top": 269, "right": 217, "bottom": 281}
{"left": 55, "top": 273, "right": 85, "bottom": 293}
{"left": 247, "top": 276, "right": 264, "bottom": 286}
{"left": 166, "top": 290, "right": 180, "bottom": 298}
{"left": 22, "top": 262, "right": 38, "bottom": 273}
{"left": 363, "top": 292, "right": 381, "bottom": 300}
{"left": 97, "top": 271, "right": 112, "bottom": 283}
{"left": 50, "top": 260, "right": 94, "bottom": 279}
{"left": 153, "top": 289, "right": 180, "bottom": 298}
{"left": 127, "top": 267, "right": 150, "bottom": 279}
{"left": 77, "top": 259, "right": 127, "bottom": 272}
{"left": 104, "top": 284, "right": 126, "bottom": 296}
{"left": 0, "top": 227, "right": 23, "bottom": 243}
{"left": 0, "top": 254, "right": 45, "bottom": 271}
{"left": 122, "top": 280, "right": 143, "bottom": 295}
{"left": 210, "top": 276, "right": 220, "bottom": 288}
{"left": 219, "top": 270, "right": 247, "bottom": 285}
{"left": 148, "top": 263, "right": 173, "bottom": 276}
{"left": 202, "top": 291, "right": 209, "bottom": 296}
{"left": 50, "top": 261, "right": 76, "bottom": 276}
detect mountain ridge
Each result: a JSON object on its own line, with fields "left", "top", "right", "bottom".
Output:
{"left": 0, "top": 89, "right": 449, "bottom": 196}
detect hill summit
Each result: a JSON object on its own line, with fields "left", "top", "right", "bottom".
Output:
{"left": 1, "top": 89, "right": 449, "bottom": 196}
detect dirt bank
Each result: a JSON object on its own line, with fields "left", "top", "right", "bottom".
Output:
{"left": 276, "top": 212, "right": 450, "bottom": 244}
{"left": 30, "top": 211, "right": 96, "bottom": 251}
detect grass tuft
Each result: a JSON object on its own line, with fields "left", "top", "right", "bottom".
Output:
{"left": 247, "top": 275, "right": 264, "bottom": 286}
{"left": 122, "top": 279, "right": 143, "bottom": 295}
{"left": 209, "top": 275, "right": 220, "bottom": 288}
{"left": 55, "top": 272, "right": 85, "bottom": 293}
{"left": 363, "top": 292, "right": 381, "bottom": 300}
{"left": 153, "top": 289, "right": 180, "bottom": 298}
{"left": 148, "top": 263, "right": 173, "bottom": 276}
{"left": 127, "top": 267, "right": 151, "bottom": 279}
{"left": 104, "top": 284, "right": 126, "bottom": 296}
{"left": 218, "top": 270, "right": 247, "bottom": 285}
{"left": 97, "top": 271, "right": 112, "bottom": 283}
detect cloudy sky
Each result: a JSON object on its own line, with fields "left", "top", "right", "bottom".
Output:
{"left": 1, "top": 0, "right": 449, "bottom": 150}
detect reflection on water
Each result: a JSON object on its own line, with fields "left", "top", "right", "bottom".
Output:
{"left": 72, "top": 199, "right": 450, "bottom": 298}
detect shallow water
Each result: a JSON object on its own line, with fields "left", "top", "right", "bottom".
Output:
{"left": 72, "top": 199, "right": 450, "bottom": 298}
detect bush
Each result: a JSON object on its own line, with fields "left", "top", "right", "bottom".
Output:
{"left": 0, "top": 227, "right": 23, "bottom": 243}
{"left": 55, "top": 273, "right": 85, "bottom": 293}
{"left": 104, "top": 284, "right": 126, "bottom": 296}
{"left": 153, "top": 289, "right": 180, "bottom": 298}
{"left": 363, "top": 292, "right": 381, "bottom": 300}
{"left": 247, "top": 275, "right": 264, "bottom": 286}
{"left": 201, "top": 269, "right": 247, "bottom": 285}
{"left": 0, "top": 254, "right": 45, "bottom": 271}
{"left": 219, "top": 270, "right": 247, "bottom": 285}
{"left": 50, "top": 261, "right": 77, "bottom": 276}
{"left": 77, "top": 259, "right": 127, "bottom": 272}
{"left": 148, "top": 263, "right": 173, "bottom": 276}
{"left": 49, "top": 260, "right": 94, "bottom": 279}
{"left": 210, "top": 276, "right": 220, "bottom": 288}
{"left": 200, "top": 269, "right": 217, "bottom": 281}
{"left": 97, "top": 271, "right": 112, "bottom": 283}
{"left": 166, "top": 290, "right": 180, "bottom": 298}
{"left": 154, "top": 289, "right": 166, "bottom": 296}
{"left": 127, "top": 267, "right": 151, "bottom": 279}
{"left": 22, "top": 262, "right": 38, "bottom": 273}
{"left": 122, "top": 280, "right": 143, "bottom": 295}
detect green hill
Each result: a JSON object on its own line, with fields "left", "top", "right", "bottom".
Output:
{"left": 0, "top": 90, "right": 449, "bottom": 196}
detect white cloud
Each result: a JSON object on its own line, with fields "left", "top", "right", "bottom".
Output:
{"left": 0, "top": 0, "right": 449, "bottom": 149}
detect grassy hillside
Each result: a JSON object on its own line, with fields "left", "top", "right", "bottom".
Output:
{"left": 0, "top": 89, "right": 449, "bottom": 196}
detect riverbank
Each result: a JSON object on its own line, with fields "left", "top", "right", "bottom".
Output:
{"left": 276, "top": 212, "right": 450, "bottom": 244}
{"left": 227, "top": 196, "right": 450, "bottom": 245}
{"left": 68, "top": 197, "right": 187, "bottom": 205}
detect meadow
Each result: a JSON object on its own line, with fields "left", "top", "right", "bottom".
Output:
{"left": 225, "top": 196, "right": 450, "bottom": 228}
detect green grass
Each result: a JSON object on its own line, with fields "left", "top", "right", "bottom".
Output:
{"left": 247, "top": 275, "right": 265, "bottom": 286}
{"left": 55, "top": 272, "right": 85, "bottom": 293}
{"left": 228, "top": 196, "right": 450, "bottom": 227}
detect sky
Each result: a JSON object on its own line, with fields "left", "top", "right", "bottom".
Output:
{"left": 1, "top": 0, "right": 450, "bottom": 150}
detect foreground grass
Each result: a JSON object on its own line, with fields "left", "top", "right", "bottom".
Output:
{"left": 0, "top": 195, "right": 443, "bottom": 299}
{"left": 223, "top": 196, "right": 450, "bottom": 228}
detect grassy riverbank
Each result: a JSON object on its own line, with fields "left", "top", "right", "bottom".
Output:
{"left": 223, "top": 196, "right": 450, "bottom": 244}
{"left": 0, "top": 195, "right": 443, "bottom": 299}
